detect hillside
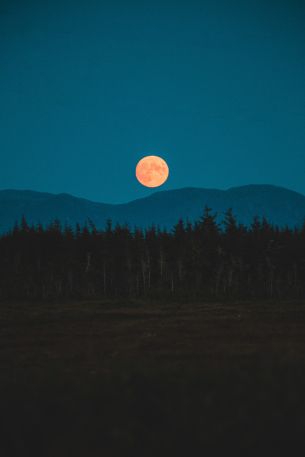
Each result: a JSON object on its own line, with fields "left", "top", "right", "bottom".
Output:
{"left": 0, "top": 184, "right": 305, "bottom": 232}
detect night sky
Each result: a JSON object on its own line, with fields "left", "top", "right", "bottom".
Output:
{"left": 0, "top": 0, "right": 304, "bottom": 203}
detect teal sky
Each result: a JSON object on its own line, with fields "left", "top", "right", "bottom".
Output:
{"left": 0, "top": 0, "right": 304, "bottom": 203}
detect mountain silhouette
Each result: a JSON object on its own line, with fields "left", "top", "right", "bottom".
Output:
{"left": 0, "top": 185, "right": 305, "bottom": 233}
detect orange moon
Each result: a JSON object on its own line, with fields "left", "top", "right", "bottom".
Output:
{"left": 135, "top": 155, "right": 169, "bottom": 188}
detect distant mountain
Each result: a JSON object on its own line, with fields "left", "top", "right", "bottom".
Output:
{"left": 0, "top": 185, "right": 305, "bottom": 233}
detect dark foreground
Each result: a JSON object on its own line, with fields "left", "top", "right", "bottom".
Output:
{"left": 1, "top": 300, "right": 305, "bottom": 456}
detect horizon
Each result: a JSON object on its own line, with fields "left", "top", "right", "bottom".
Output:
{"left": 0, "top": 182, "right": 305, "bottom": 205}
{"left": 1, "top": 182, "right": 305, "bottom": 234}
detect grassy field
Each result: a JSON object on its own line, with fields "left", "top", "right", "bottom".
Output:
{"left": 1, "top": 299, "right": 305, "bottom": 456}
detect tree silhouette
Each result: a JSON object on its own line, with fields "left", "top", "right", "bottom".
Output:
{"left": 0, "top": 211, "right": 305, "bottom": 301}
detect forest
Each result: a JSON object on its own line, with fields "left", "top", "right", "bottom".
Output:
{"left": 1, "top": 207, "right": 305, "bottom": 301}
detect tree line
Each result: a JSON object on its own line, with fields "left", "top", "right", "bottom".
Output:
{"left": 0, "top": 208, "right": 305, "bottom": 301}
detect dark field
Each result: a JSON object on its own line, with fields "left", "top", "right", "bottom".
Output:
{"left": 1, "top": 300, "right": 305, "bottom": 456}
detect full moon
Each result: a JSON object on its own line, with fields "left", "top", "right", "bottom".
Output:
{"left": 135, "top": 155, "right": 169, "bottom": 188}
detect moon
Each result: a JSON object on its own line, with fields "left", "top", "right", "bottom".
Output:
{"left": 136, "top": 155, "right": 169, "bottom": 188}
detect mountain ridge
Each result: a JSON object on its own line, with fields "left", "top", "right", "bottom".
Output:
{"left": 0, "top": 184, "right": 304, "bottom": 233}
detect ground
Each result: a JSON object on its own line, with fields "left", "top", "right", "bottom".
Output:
{"left": 1, "top": 299, "right": 305, "bottom": 456}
